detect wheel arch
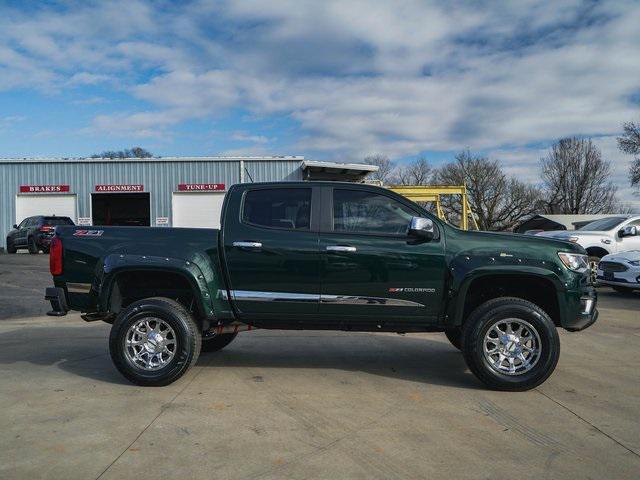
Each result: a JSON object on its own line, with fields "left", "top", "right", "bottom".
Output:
{"left": 97, "top": 254, "right": 218, "bottom": 328}
{"left": 447, "top": 270, "right": 565, "bottom": 328}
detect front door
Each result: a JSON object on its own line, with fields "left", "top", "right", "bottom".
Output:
{"left": 617, "top": 218, "right": 640, "bottom": 252}
{"left": 15, "top": 218, "right": 31, "bottom": 245}
{"left": 222, "top": 185, "right": 321, "bottom": 322}
{"left": 319, "top": 187, "right": 446, "bottom": 325}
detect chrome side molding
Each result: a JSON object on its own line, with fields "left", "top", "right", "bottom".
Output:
{"left": 222, "top": 290, "right": 425, "bottom": 307}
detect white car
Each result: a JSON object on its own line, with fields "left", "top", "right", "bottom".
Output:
{"left": 537, "top": 216, "right": 640, "bottom": 261}
{"left": 596, "top": 251, "right": 640, "bottom": 293}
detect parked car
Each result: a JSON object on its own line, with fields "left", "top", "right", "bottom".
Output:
{"left": 45, "top": 181, "right": 597, "bottom": 391}
{"left": 536, "top": 216, "right": 640, "bottom": 263}
{"left": 596, "top": 250, "right": 640, "bottom": 293}
{"left": 6, "top": 216, "right": 75, "bottom": 254}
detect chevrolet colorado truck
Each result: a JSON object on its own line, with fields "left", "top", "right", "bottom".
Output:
{"left": 45, "top": 182, "right": 598, "bottom": 391}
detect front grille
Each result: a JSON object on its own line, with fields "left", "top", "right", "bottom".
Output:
{"left": 599, "top": 261, "right": 628, "bottom": 272}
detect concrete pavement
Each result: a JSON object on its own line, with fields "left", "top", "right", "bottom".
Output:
{"left": 0, "top": 255, "right": 639, "bottom": 479}
{"left": 1, "top": 302, "right": 639, "bottom": 478}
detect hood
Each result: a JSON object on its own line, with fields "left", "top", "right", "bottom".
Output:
{"left": 602, "top": 250, "right": 640, "bottom": 263}
{"left": 536, "top": 230, "right": 606, "bottom": 239}
{"left": 452, "top": 228, "right": 584, "bottom": 255}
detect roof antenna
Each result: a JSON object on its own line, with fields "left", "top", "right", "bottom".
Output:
{"left": 244, "top": 166, "right": 254, "bottom": 183}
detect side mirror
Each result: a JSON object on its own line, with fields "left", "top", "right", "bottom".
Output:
{"left": 619, "top": 225, "right": 638, "bottom": 238}
{"left": 408, "top": 216, "right": 435, "bottom": 240}
{"left": 12, "top": 224, "right": 17, "bottom": 229}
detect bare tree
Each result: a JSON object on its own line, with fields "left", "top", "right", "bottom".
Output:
{"left": 394, "top": 157, "right": 432, "bottom": 185}
{"left": 617, "top": 121, "right": 640, "bottom": 187}
{"left": 541, "top": 138, "right": 618, "bottom": 214}
{"left": 364, "top": 154, "right": 393, "bottom": 183}
{"left": 91, "top": 147, "right": 154, "bottom": 159}
{"left": 433, "top": 150, "right": 542, "bottom": 231}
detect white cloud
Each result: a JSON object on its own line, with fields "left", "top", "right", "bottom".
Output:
{"left": 1, "top": 0, "right": 639, "bottom": 201}
{"left": 230, "top": 132, "right": 270, "bottom": 144}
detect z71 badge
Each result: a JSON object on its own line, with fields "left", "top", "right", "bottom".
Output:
{"left": 73, "top": 230, "right": 104, "bottom": 237}
{"left": 389, "top": 287, "right": 436, "bottom": 293}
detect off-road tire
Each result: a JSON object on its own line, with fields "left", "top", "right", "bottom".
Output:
{"left": 461, "top": 297, "right": 560, "bottom": 391}
{"left": 612, "top": 286, "right": 636, "bottom": 294}
{"left": 109, "top": 297, "right": 201, "bottom": 386}
{"left": 6, "top": 239, "right": 16, "bottom": 254}
{"left": 201, "top": 332, "right": 238, "bottom": 352}
{"left": 27, "top": 237, "right": 39, "bottom": 254}
{"left": 444, "top": 327, "right": 462, "bottom": 351}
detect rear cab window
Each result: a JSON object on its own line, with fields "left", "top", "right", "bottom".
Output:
{"left": 242, "top": 188, "right": 311, "bottom": 230}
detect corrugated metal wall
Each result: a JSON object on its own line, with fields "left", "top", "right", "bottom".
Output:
{"left": 0, "top": 158, "right": 303, "bottom": 249}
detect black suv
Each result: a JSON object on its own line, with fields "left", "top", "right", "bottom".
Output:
{"left": 6, "top": 216, "right": 75, "bottom": 254}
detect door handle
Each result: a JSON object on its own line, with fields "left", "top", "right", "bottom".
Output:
{"left": 326, "top": 245, "right": 357, "bottom": 252}
{"left": 233, "top": 241, "right": 262, "bottom": 249}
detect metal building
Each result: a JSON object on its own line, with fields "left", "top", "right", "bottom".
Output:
{"left": 0, "top": 156, "right": 377, "bottom": 249}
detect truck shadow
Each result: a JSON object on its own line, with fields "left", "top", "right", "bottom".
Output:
{"left": 0, "top": 325, "right": 480, "bottom": 389}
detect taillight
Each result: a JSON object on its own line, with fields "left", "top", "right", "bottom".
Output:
{"left": 40, "top": 225, "right": 54, "bottom": 233}
{"left": 50, "top": 236, "right": 63, "bottom": 275}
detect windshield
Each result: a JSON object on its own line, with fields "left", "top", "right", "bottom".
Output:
{"left": 578, "top": 217, "right": 627, "bottom": 231}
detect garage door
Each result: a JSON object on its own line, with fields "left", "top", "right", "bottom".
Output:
{"left": 172, "top": 192, "right": 225, "bottom": 228}
{"left": 15, "top": 194, "right": 77, "bottom": 224}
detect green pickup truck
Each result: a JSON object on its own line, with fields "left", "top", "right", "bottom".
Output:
{"left": 45, "top": 181, "right": 597, "bottom": 390}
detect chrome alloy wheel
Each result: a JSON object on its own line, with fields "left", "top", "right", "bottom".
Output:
{"left": 124, "top": 317, "right": 177, "bottom": 371}
{"left": 483, "top": 318, "right": 541, "bottom": 376}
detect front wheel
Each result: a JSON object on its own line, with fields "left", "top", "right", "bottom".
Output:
{"left": 109, "top": 297, "right": 201, "bottom": 386}
{"left": 6, "top": 238, "right": 17, "bottom": 254}
{"left": 444, "top": 327, "right": 462, "bottom": 351}
{"left": 461, "top": 297, "right": 560, "bottom": 391}
{"left": 28, "top": 237, "right": 39, "bottom": 254}
{"left": 612, "top": 286, "right": 637, "bottom": 294}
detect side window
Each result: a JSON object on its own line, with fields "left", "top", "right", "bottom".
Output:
{"left": 333, "top": 189, "right": 416, "bottom": 235}
{"left": 243, "top": 188, "right": 311, "bottom": 230}
{"left": 627, "top": 219, "right": 640, "bottom": 227}
{"left": 17, "top": 219, "right": 28, "bottom": 228}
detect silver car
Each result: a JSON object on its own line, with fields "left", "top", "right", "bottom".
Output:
{"left": 596, "top": 250, "right": 640, "bottom": 293}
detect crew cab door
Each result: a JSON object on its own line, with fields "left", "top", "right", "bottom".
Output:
{"left": 222, "top": 185, "right": 321, "bottom": 321}
{"left": 15, "top": 218, "right": 30, "bottom": 245}
{"left": 318, "top": 186, "right": 446, "bottom": 324}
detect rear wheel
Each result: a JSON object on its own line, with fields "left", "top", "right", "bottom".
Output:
{"left": 201, "top": 332, "right": 238, "bottom": 352}
{"left": 6, "top": 238, "right": 16, "bottom": 254}
{"left": 109, "top": 297, "right": 201, "bottom": 386}
{"left": 27, "top": 237, "right": 39, "bottom": 254}
{"left": 461, "top": 297, "right": 560, "bottom": 391}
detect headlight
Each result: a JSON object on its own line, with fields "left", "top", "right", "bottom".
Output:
{"left": 558, "top": 252, "right": 589, "bottom": 272}
{"left": 568, "top": 236, "right": 579, "bottom": 243}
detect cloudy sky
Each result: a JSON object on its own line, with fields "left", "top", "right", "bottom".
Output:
{"left": 1, "top": 0, "right": 639, "bottom": 203}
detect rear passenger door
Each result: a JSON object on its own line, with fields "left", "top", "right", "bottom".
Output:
{"left": 222, "top": 185, "right": 321, "bottom": 322}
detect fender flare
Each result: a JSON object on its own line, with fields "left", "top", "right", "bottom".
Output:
{"left": 95, "top": 253, "right": 217, "bottom": 321}
{"left": 445, "top": 266, "right": 566, "bottom": 327}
